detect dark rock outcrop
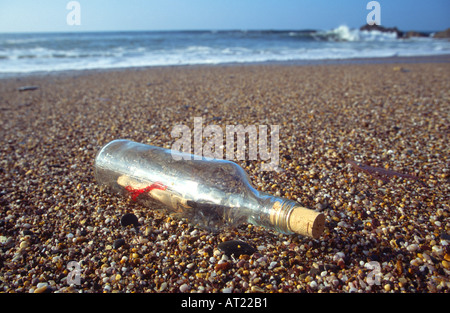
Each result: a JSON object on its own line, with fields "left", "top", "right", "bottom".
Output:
{"left": 360, "top": 24, "right": 403, "bottom": 38}
{"left": 433, "top": 28, "right": 450, "bottom": 39}
{"left": 360, "top": 24, "right": 450, "bottom": 39}
{"left": 404, "top": 31, "right": 429, "bottom": 38}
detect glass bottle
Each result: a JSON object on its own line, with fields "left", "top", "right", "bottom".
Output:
{"left": 94, "top": 139, "right": 325, "bottom": 238}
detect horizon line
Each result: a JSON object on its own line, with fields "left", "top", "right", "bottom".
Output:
{"left": 0, "top": 25, "right": 447, "bottom": 35}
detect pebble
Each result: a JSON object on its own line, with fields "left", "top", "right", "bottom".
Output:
{"left": 33, "top": 285, "right": 48, "bottom": 293}
{"left": 348, "top": 282, "right": 357, "bottom": 293}
{"left": 19, "top": 241, "right": 29, "bottom": 249}
{"left": 113, "top": 238, "right": 126, "bottom": 249}
{"left": 34, "top": 282, "right": 51, "bottom": 293}
{"left": 407, "top": 244, "right": 419, "bottom": 252}
{"left": 251, "top": 286, "right": 264, "bottom": 293}
{"left": 179, "top": 283, "right": 190, "bottom": 293}
{"left": 120, "top": 213, "right": 140, "bottom": 227}
{"left": 215, "top": 261, "right": 231, "bottom": 271}
{"left": 0, "top": 236, "right": 8, "bottom": 244}
{"left": 36, "top": 282, "right": 48, "bottom": 289}
{"left": 159, "top": 282, "right": 168, "bottom": 291}
{"left": 18, "top": 85, "right": 39, "bottom": 92}
{"left": 186, "top": 262, "right": 195, "bottom": 269}
{"left": 445, "top": 254, "right": 450, "bottom": 262}
{"left": 442, "top": 260, "right": 450, "bottom": 270}
{"left": 218, "top": 240, "right": 257, "bottom": 257}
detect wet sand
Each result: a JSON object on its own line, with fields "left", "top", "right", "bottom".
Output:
{"left": 0, "top": 59, "right": 449, "bottom": 295}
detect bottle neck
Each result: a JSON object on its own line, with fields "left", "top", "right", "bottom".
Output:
{"left": 248, "top": 191, "right": 325, "bottom": 239}
{"left": 246, "top": 191, "right": 297, "bottom": 235}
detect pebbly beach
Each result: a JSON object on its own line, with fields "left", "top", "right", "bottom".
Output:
{"left": 0, "top": 57, "right": 449, "bottom": 295}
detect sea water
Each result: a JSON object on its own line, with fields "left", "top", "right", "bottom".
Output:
{"left": 1, "top": 25, "right": 449, "bottom": 76}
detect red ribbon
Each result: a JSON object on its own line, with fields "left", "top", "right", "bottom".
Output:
{"left": 125, "top": 182, "right": 167, "bottom": 201}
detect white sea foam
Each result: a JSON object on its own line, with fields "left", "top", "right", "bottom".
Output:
{"left": 317, "top": 25, "right": 399, "bottom": 42}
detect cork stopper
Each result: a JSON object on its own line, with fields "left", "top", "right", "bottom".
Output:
{"left": 288, "top": 206, "right": 325, "bottom": 239}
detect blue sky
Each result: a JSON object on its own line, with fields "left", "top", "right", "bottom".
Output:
{"left": 0, "top": 0, "right": 448, "bottom": 33}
